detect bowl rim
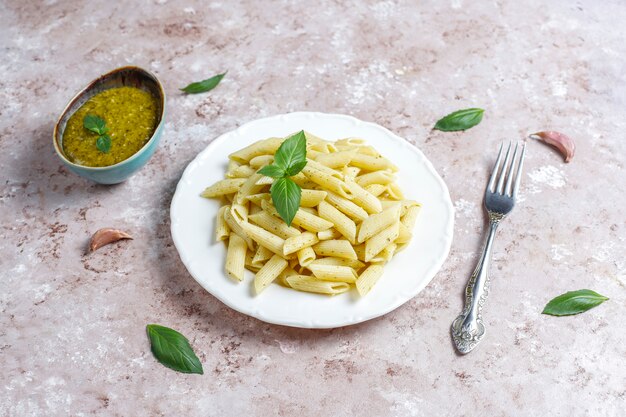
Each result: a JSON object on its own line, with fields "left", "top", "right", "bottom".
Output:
{"left": 53, "top": 65, "right": 166, "bottom": 171}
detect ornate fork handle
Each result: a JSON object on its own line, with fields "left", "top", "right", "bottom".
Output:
{"left": 451, "top": 213, "right": 502, "bottom": 354}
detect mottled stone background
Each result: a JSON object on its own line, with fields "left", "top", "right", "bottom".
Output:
{"left": 1, "top": 0, "right": 625, "bottom": 416}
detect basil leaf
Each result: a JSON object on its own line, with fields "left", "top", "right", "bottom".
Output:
{"left": 180, "top": 72, "right": 226, "bottom": 94}
{"left": 274, "top": 131, "right": 307, "bottom": 173}
{"left": 146, "top": 324, "right": 203, "bottom": 374}
{"left": 96, "top": 134, "right": 111, "bottom": 153}
{"left": 434, "top": 108, "right": 484, "bottom": 132}
{"left": 258, "top": 164, "right": 286, "bottom": 179}
{"left": 284, "top": 160, "right": 307, "bottom": 177}
{"left": 542, "top": 289, "right": 609, "bottom": 316}
{"left": 270, "top": 177, "right": 301, "bottom": 226}
{"left": 84, "top": 114, "right": 107, "bottom": 135}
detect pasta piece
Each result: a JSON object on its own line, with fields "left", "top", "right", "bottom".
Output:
{"left": 308, "top": 263, "right": 358, "bottom": 283}
{"left": 249, "top": 204, "right": 262, "bottom": 215}
{"left": 309, "top": 257, "right": 365, "bottom": 270}
{"left": 215, "top": 206, "right": 230, "bottom": 242}
{"left": 305, "top": 159, "right": 343, "bottom": 178}
{"left": 356, "top": 265, "right": 384, "bottom": 296}
{"left": 336, "top": 137, "right": 366, "bottom": 146}
{"left": 239, "top": 221, "right": 286, "bottom": 257}
{"left": 401, "top": 205, "right": 421, "bottom": 231}
{"left": 364, "top": 222, "right": 400, "bottom": 262}
{"left": 357, "top": 203, "right": 401, "bottom": 243}
{"left": 235, "top": 173, "right": 264, "bottom": 204}
{"left": 262, "top": 200, "right": 333, "bottom": 233}
{"left": 255, "top": 176, "right": 274, "bottom": 185}
{"left": 283, "top": 232, "right": 319, "bottom": 256}
{"left": 291, "top": 172, "right": 318, "bottom": 189}
{"left": 229, "top": 137, "right": 282, "bottom": 163}
{"left": 353, "top": 243, "right": 366, "bottom": 261}
{"left": 251, "top": 245, "right": 273, "bottom": 268}
{"left": 370, "top": 243, "right": 397, "bottom": 264}
{"left": 230, "top": 202, "right": 248, "bottom": 223}
{"left": 324, "top": 191, "right": 369, "bottom": 222}
{"left": 286, "top": 275, "right": 350, "bottom": 295}
{"left": 317, "top": 201, "right": 357, "bottom": 244}
{"left": 201, "top": 178, "right": 246, "bottom": 198}
{"left": 245, "top": 193, "right": 270, "bottom": 206}
{"left": 275, "top": 266, "right": 298, "bottom": 287}
{"left": 302, "top": 165, "right": 352, "bottom": 198}
{"left": 356, "top": 171, "right": 395, "bottom": 187}
{"left": 350, "top": 153, "right": 396, "bottom": 172}
{"left": 317, "top": 228, "right": 343, "bottom": 241}
{"left": 300, "top": 189, "right": 327, "bottom": 207}
{"left": 227, "top": 159, "right": 240, "bottom": 173}
{"left": 396, "top": 222, "right": 413, "bottom": 244}
{"left": 342, "top": 166, "right": 361, "bottom": 179}
{"left": 313, "top": 240, "right": 358, "bottom": 260}
{"left": 248, "top": 211, "right": 300, "bottom": 239}
{"left": 365, "top": 183, "right": 386, "bottom": 197}
{"left": 399, "top": 200, "right": 420, "bottom": 216}
{"left": 356, "top": 145, "right": 380, "bottom": 157}
{"left": 314, "top": 149, "right": 357, "bottom": 169}
{"left": 345, "top": 179, "right": 382, "bottom": 214}
{"left": 225, "top": 233, "right": 247, "bottom": 282}
{"left": 248, "top": 154, "right": 274, "bottom": 169}
{"left": 226, "top": 164, "right": 255, "bottom": 179}
{"left": 223, "top": 208, "right": 255, "bottom": 250}
{"left": 296, "top": 246, "right": 316, "bottom": 267}
{"left": 254, "top": 254, "right": 288, "bottom": 293}
{"left": 386, "top": 182, "right": 404, "bottom": 200}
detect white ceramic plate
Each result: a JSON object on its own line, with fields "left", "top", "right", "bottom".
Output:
{"left": 170, "top": 112, "right": 454, "bottom": 328}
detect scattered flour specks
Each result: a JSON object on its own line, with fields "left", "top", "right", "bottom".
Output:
{"left": 551, "top": 79, "right": 568, "bottom": 97}
{"left": 454, "top": 199, "right": 476, "bottom": 218}
{"left": 379, "top": 390, "right": 423, "bottom": 417}
{"left": 551, "top": 244, "right": 573, "bottom": 261}
{"left": 451, "top": 0, "right": 463, "bottom": 9}
{"left": 275, "top": 339, "right": 297, "bottom": 354}
{"left": 370, "top": 1, "right": 396, "bottom": 20}
{"left": 528, "top": 165, "right": 566, "bottom": 189}
{"left": 592, "top": 241, "right": 615, "bottom": 262}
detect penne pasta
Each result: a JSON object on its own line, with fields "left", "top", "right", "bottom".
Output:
{"left": 300, "top": 189, "right": 328, "bottom": 207}
{"left": 201, "top": 178, "right": 246, "bottom": 198}
{"left": 308, "top": 263, "right": 358, "bottom": 283}
{"left": 203, "top": 132, "right": 421, "bottom": 297}
{"left": 215, "top": 205, "right": 230, "bottom": 242}
{"left": 357, "top": 203, "right": 401, "bottom": 243}
{"left": 356, "top": 264, "right": 384, "bottom": 296}
{"left": 286, "top": 275, "right": 351, "bottom": 295}
{"left": 254, "top": 254, "right": 288, "bottom": 293}
{"left": 317, "top": 201, "right": 357, "bottom": 244}
{"left": 313, "top": 240, "right": 358, "bottom": 260}
{"left": 364, "top": 221, "right": 400, "bottom": 262}
{"left": 225, "top": 233, "right": 247, "bottom": 282}
{"left": 283, "top": 232, "right": 319, "bottom": 256}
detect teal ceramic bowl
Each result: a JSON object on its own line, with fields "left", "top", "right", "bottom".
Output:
{"left": 53, "top": 66, "right": 166, "bottom": 184}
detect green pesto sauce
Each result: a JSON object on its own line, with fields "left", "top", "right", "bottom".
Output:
{"left": 62, "top": 86, "right": 158, "bottom": 167}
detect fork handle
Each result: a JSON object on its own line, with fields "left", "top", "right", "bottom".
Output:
{"left": 451, "top": 217, "right": 500, "bottom": 354}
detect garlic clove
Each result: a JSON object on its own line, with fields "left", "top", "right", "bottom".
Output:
{"left": 529, "top": 131, "right": 575, "bottom": 163}
{"left": 89, "top": 228, "right": 133, "bottom": 252}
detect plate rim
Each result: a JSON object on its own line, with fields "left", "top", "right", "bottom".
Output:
{"left": 170, "top": 111, "right": 454, "bottom": 328}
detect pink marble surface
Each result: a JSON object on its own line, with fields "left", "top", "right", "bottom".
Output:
{"left": 1, "top": 0, "right": 625, "bottom": 416}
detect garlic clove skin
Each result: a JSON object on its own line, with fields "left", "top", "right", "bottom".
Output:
{"left": 89, "top": 228, "right": 133, "bottom": 252}
{"left": 529, "top": 131, "right": 575, "bottom": 163}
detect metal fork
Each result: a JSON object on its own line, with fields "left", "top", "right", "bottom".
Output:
{"left": 451, "top": 142, "right": 526, "bottom": 354}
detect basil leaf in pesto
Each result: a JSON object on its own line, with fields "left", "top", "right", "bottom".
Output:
{"left": 180, "top": 72, "right": 227, "bottom": 94}
{"left": 434, "top": 108, "right": 484, "bottom": 132}
{"left": 542, "top": 289, "right": 609, "bottom": 316}
{"left": 146, "top": 324, "right": 203, "bottom": 374}
{"left": 96, "top": 134, "right": 111, "bottom": 153}
{"left": 83, "top": 114, "right": 108, "bottom": 136}
{"left": 273, "top": 131, "right": 307, "bottom": 174}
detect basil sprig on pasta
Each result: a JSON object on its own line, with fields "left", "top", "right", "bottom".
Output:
{"left": 258, "top": 131, "right": 307, "bottom": 226}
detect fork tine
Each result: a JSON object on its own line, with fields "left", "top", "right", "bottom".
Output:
{"left": 496, "top": 142, "right": 512, "bottom": 194}
{"left": 504, "top": 143, "right": 519, "bottom": 196}
{"left": 512, "top": 143, "right": 526, "bottom": 198}
{"left": 487, "top": 143, "right": 504, "bottom": 193}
